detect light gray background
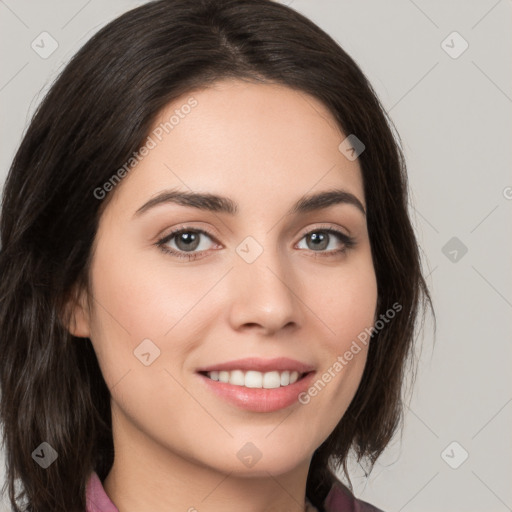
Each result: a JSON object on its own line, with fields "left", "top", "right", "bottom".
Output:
{"left": 1, "top": 1, "right": 511, "bottom": 511}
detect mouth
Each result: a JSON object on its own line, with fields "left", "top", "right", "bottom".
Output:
{"left": 198, "top": 369, "right": 311, "bottom": 389}
{"left": 195, "top": 357, "right": 316, "bottom": 412}
{"left": 196, "top": 368, "right": 316, "bottom": 413}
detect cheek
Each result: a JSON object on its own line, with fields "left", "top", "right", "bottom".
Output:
{"left": 88, "top": 240, "right": 206, "bottom": 338}
{"left": 302, "top": 252, "right": 378, "bottom": 352}
{"left": 86, "top": 239, "right": 222, "bottom": 386}
{"left": 296, "top": 253, "right": 377, "bottom": 425}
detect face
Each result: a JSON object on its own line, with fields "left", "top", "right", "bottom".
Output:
{"left": 72, "top": 79, "right": 378, "bottom": 477}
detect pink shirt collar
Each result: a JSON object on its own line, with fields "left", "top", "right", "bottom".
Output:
{"left": 86, "top": 472, "right": 118, "bottom": 512}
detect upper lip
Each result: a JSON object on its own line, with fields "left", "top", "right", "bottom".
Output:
{"left": 196, "top": 357, "right": 315, "bottom": 374}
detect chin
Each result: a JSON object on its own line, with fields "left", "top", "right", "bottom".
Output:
{"left": 213, "top": 443, "right": 312, "bottom": 477}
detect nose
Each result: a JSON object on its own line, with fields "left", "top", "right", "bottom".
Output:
{"left": 227, "top": 241, "right": 303, "bottom": 335}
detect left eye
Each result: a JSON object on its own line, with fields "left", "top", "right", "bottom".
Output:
{"left": 296, "top": 228, "right": 352, "bottom": 253}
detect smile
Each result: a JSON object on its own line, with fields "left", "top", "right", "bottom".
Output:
{"left": 197, "top": 370, "right": 316, "bottom": 413}
{"left": 202, "top": 369, "right": 306, "bottom": 389}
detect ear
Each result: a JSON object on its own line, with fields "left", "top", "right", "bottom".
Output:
{"left": 62, "top": 284, "right": 91, "bottom": 338}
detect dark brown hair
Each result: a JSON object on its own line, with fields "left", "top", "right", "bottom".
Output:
{"left": 0, "top": 0, "right": 434, "bottom": 510}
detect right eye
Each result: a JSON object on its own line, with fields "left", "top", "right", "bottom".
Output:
{"left": 156, "top": 227, "right": 221, "bottom": 261}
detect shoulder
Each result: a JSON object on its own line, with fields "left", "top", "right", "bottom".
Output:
{"left": 323, "top": 478, "right": 386, "bottom": 512}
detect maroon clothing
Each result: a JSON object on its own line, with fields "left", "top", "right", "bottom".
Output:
{"left": 323, "top": 479, "right": 385, "bottom": 511}
{"left": 86, "top": 471, "right": 384, "bottom": 511}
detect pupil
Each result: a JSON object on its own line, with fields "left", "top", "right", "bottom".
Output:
{"left": 177, "top": 232, "right": 199, "bottom": 251}
{"left": 309, "top": 232, "right": 328, "bottom": 250}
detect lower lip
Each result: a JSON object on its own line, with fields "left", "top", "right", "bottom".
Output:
{"left": 197, "top": 372, "right": 316, "bottom": 413}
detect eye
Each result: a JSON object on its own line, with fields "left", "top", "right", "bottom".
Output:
{"left": 156, "top": 227, "right": 219, "bottom": 261}
{"left": 296, "top": 226, "right": 355, "bottom": 256}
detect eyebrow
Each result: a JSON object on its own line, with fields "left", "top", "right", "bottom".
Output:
{"left": 133, "top": 187, "right": 366, "bottom": 218}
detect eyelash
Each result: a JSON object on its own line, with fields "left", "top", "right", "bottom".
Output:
{"left": 155, "top": 224, "right": 356, "bottom": 261}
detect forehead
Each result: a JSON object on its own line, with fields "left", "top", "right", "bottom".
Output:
{"left": 107, "top": 79, "right": 365, "bottom": 216}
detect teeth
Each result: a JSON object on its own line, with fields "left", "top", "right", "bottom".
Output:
{"left": 230, "top": 370, "right": 245, "bottom": 386}
{"left": 206, "top": 369, "right": 303, "bottom": 388}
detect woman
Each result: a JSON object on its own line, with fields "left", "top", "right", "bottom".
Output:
{"left": 0, "top": 1, "right": 434, "bottom": 511}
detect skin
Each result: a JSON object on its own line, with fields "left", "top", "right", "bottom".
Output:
{"left": 68, "top": 79, "right": 378, "bottom": 512}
